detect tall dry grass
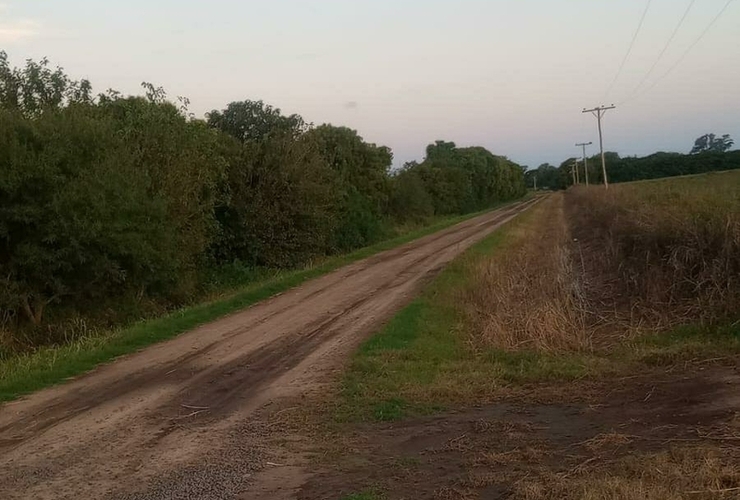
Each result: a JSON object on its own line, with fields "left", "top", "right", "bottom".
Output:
{"left": 461, "top": 194, "right": 591, "bottom": 352}
{"left": 569, "top": 171, "right": 740, "bottom": 331}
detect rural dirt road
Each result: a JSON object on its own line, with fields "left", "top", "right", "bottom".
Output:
{"left": 0, "top": 198, "right": 538, "bottom": 500}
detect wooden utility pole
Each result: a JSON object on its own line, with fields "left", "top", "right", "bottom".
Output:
{"left": 576, "top": 141, "right": 593, "bottom": 186}
{"left": 571, "top": 161, "right": 577, "bottom": 186}
{"left": 582, "top": 105, "right": 616, "bottom": 189}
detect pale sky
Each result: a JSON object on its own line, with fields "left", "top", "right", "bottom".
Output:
{"left": 2, "top": 0, "right": 738, "bottom": 168}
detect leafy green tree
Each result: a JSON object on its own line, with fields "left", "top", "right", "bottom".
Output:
{"left": 691, "top": 133, "right": 734, "bottom": 154}
{"left": 207, "top": 100, "right": 306, "bottom": 143}
{"left": 0, "top": 51, "right": 92, "bottom": 116}
{"left": 305, "top": 125, "right": 393, "bottom": 250}
{"left": 530, "top": 163, "right": 561, "bottom": 190}
{"left": 0, "top": 107, "right": 178, "bottom": 325}
{"left": 209, "top": 102, "right": 341, "bottom": 266}
{"left": 0, "top": 59, "right": 225, "bottom": 327}
{"left": 389, "top": 165, "right": 434, "bottom": 221}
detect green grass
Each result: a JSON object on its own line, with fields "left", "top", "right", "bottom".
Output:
{"left": 624, "top": 322, "right": 740, "bottom": 367}
{"left": 0, "top": 203, "right": 520, "bottom": 402}
{"left": 341, "top": 491, "right": 385, "bottom": 500}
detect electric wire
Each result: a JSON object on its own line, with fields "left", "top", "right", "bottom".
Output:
{"left": 603, "top": 0, "right": 653, "bottom": 101}
{"left": 625, "top": 0, "right": 735, "bottom": 104}
{"left": 621, "top": 0, "right": 697, "bottom": 103}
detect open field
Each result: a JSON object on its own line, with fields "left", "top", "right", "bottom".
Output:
{"left": 271, "top": 172, "right": 740, "bottom": 499}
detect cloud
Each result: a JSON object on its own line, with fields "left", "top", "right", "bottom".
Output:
{"left": 344, "top": 101, "right": 359, "bottom": 110}
{"left": 0, "top": 18, "right": 41, "bottom": 43}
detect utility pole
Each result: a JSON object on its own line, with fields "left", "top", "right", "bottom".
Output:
{"left": 582, "top": 105, "right": 615, "bottom": 189}
{"left": 533, "top": 175, "right": 537, "bottom": 191}
{"left": 576, "top": 141, "right": 593, "bottom": 186}
{"left": 571, "top": 161, "right": 577, "bottom": 186}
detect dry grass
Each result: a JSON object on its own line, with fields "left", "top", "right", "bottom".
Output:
{"left": 569, "top": 171, "right": 740, "bottom": 333}
{"left": 461, "top": 193, "right": 591, "bottom": 352}
{"left": 513, "top": 445, "right": 740, "bottom": 500}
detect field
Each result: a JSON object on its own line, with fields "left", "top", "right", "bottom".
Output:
{"left": 272, "top": 171, "right": 740, "bottom": 499}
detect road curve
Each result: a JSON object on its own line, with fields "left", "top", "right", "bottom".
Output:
{"left": 0, "top": 198, "right": 538, "bottom": 499}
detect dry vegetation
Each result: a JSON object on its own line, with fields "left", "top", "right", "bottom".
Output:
{"left": 571, "top": 172, "right": 740, "bottom": 334}
{"left": 465, "top": 171, "right": 740, "bottom": 353}
{"left": 514, "top": 446, "right": 740, "bottom": 500}
{"left": 462, "top": 193, "right": 590, "bottom": 352}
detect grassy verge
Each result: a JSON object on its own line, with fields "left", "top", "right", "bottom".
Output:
{"left": 0, "top": 204, "right": 521, "bottom": 402}
{"left": 336, "top": 196, "right": 599, "bottom": 422}
{"left": 335, "top": 192, "right": 740, "bottom": 423}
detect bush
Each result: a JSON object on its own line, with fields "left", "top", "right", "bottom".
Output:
{"left": 0, "top": 106, "right": 179, "bottom": 326}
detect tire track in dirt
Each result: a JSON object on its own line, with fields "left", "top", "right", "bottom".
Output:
{"left": 0, "top": 198, "right": 539, "bottom": 500}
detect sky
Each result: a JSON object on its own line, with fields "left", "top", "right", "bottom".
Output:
{"left": 1, "top": 0, "right": 738, "bottom": 168}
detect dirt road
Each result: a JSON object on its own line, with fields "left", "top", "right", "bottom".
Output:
{"left": 0, "top": 199, "right": 538, "bottom": 500}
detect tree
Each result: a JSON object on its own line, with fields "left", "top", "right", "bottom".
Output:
{"left": 207, "top": 100, "right": 306, "bottom": 144}
{"left": 691, "top": 133, "right": 734, "bottom": 154}
{"left": 389, "top": 166, "right": 434, "bottom": 221}
{"left": 0, "top": 51, "right": 92, "bottom": 116}
{"left": 533, "top": 163, "right": 560, "bottom": 190}
{"left": 305, "top": 125, "right": 393, "bottom": 250}
{"left": 0, "top": 58, "right": 225, "bottom": 327}
{"left": 0, "top": 106, "right": 181, "bottom": 325}
{"left": 208, "top": 102, "right": 342, "bottom": 267}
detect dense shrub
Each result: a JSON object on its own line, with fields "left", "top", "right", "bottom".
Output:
{"left": 0, "top": 54, "right": 527, "bottom": 344}
{"left": 306, "top": 125, "right": 393, "bottom": 250}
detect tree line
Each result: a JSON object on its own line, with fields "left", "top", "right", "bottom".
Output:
{"left": 527, "top": 136, "right": 740, "bottom": 190}
{"left": 0, "top": 53, "right": 526, "bottom": 338}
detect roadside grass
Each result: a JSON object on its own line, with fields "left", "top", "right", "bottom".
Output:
{"left": 335, "top": 185, "right": 740, "bottom": 423}
{"left": 0, "top": 204, "right": 520, "bottom": 402}
{"left": 336, "top": 196, "right": 612, "bottom": 423}
{"left": 512, "top": 445, "right": 740, "bottom": 500}
{"left": 569, "top": 169, "right": 740, "bottom": 329}
{"left": 625, "top": 322, "right": 740, "bottom": 367}
{"left": 341, "top": 491, "right": 386, "bottom": 500}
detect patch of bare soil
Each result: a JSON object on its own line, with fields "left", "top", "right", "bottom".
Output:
{"left": 292, "top": 364, "right": 740, "bottom": 499}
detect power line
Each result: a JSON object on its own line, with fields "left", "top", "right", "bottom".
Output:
{"left": 604, "top": 0, "right": 653, "bottom": 101}
{"left": 627, "top": 0, "right": 736, "bottom": 103}
{"left": 621, "top": 0, "right": 697, "bottom": 103}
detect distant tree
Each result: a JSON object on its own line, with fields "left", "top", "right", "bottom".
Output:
{"left": 534, "top": 163, "right": 561, "bottom": 190}
{"left": 207, "top": 100, "right": 306, "bottom": 144}
{"left": 426, "top": 140, "right": 457, "bottom": 161}
{"left": 691, "top": 133, "right": 734, "bottom": 154}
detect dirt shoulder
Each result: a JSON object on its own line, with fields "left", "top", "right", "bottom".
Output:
{"left": 0, "top": 199, "right": 539, "bottom": 500}
{"left": 295, "top": 365, "right": 740, "bottom": 500}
